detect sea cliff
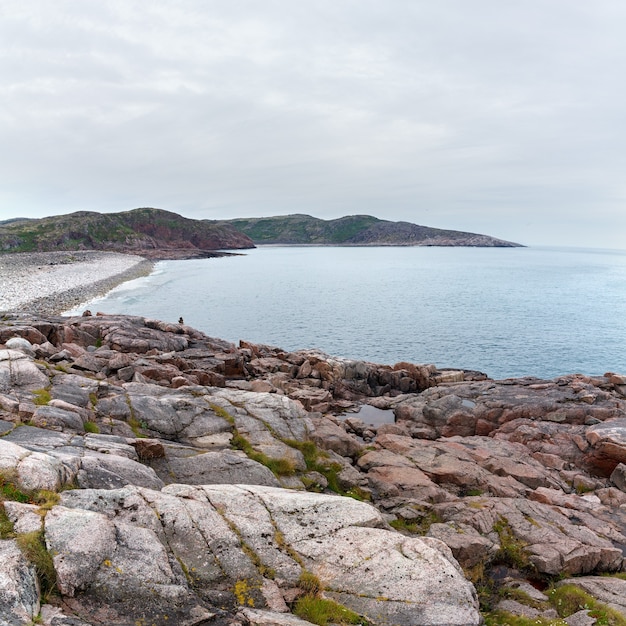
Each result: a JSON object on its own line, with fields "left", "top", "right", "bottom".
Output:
{"left": 1, "top": 311, "right": 626, "bottom": 625}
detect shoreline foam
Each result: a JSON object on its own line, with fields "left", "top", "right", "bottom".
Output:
{"left": 0, "top": 251, "right": 154, "bottom": 316}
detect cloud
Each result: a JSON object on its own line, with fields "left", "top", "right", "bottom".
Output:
{"left": 1, "top": 0, "right": 625, "bottom": 247}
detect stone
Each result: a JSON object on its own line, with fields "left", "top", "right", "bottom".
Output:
{"left": 299, "top": 528, "right": 479, "bottom": 625}
{"left": 238, "top": 608, "right": 315, "bottom": 625}
{"left": 83, "top": 433, "right": 138, "bottom": 459}
{"left": 77, "top": 454, "right": 165, "bottom": 490}
{"left": 0, "top": 349, "right": 49, "bottom": 392}
{"left": 1, "top": 425, "right": 75, "bottom": 454}
{"left": 0, "top": 326, "right": 47, "bottom": 346}
{"left": 0, "top": 439, "right": 31, "bottom": 471}
{"left": 39, "top": 604, "right": 92, "bottom": 625}
{"left": 495, "top": 598, "right": 550, "bottom": 619}
{"left": 4, "top": 337, "right": 35, "bottom": 356}
{"left": 366, "top": 464, "right": 449, "bottom": 502}
{"left": 130, "top": 438, "right": 165, "bottom": 459}
{"left": 586, "top": 419, "right": 626, "bottom": 474}
{"left": 18, "top": 450, "right": 68, "bottom": 492}
{"left": 0, "top": 540, "right": 39, "bottom": 626}
{"left": 564, "top": 610, "right": 597, "bottom": 626}
{"left": 165, "top": 450, "right": 280, "bottom": 486}
{"left": 440, "top": 496, "right": 625, "bottom": 576}
{"left": 31, "top": 405, "right": 85, "bottom": 432}
{"left": 45, "top": 503, "right": 212, "bottom": 623}
{"left": 310, "top": 417, "right": 363, "bottom": 458}
{"left": 427, "top": 522, "right": 498, "bottom": 568}
{"left": 3, "top": 502, "right": 43, "bottom": 534}
{"left": 611, "top": 463, "right": 626, "bottom": 492}
{"left": 122, "top": 385, "right": 233, "bottom": 441}
{"left": 45, "top": 483, "right": 480, "bottom": 624}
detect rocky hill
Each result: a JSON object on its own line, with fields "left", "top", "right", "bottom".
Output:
{"left": 0, "top": 209, "right": 522, "bottom": 256}
{"left": 0, "top": 208, "right": 255, "bottom": 258}
{"left": 222, "top": 214, "right": 523, "bottom": 247}
{"left": 2, "top": 312, "right": 626, "bottom": 624}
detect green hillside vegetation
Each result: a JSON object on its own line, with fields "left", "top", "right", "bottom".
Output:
{"left": 0, "top": 208, "right": 254, "bottom": 253}
{"left": 225, "top": 214, "right": 381, "bottom": 244}
{"left": 223, "top": 214, "right": 522, "bottom": 247}
{"left": 0, "top": 208, "right": 522, "bottom": 252}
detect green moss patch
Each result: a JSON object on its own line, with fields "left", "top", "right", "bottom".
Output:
{"left": 549, "top": 585, "right": 626, "bottom": 625}
{"left": 293, "top": 596, "right": 368, "bottom": 625}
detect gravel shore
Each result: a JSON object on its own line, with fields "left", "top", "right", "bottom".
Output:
{"left": 0, "top": 251, "right": 154, "bottom": 315}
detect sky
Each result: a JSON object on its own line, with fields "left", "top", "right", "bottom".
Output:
{"left": 1, "top": 1, "right": 626, "bottom": 248}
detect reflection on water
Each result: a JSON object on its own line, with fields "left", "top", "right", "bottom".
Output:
{"left": 347, "top": 405, "right": 396, "bottom": 426}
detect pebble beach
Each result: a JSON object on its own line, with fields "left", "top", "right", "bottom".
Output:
{"left": 0, "top": 251, "right": 154, "bottom": 315}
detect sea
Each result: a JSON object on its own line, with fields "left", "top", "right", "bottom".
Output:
{"left": 66, "top": 246, "right": 626, "bottom": 380}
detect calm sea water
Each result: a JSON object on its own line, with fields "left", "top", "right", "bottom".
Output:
{"left": 66, "top": 246, "right": 626, "bottom": 380}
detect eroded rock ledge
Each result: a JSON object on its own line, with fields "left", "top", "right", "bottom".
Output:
{"left": 1, "top": 313, "right": 626, "bottom": 625}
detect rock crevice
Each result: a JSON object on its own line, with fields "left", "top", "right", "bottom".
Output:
{"left": 1, "top": 312, "right": 626, "bottom": 624}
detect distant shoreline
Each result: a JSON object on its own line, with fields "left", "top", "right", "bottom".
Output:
{"left": 253, "top": 242, "right": 526, "bottom": 247}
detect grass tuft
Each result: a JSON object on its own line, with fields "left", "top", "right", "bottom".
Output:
{"left": 231, "top": 432, "right": 296, "bottom": 476}
{"left": 83, "top": 421, "right": 100, "bottom": 434}
{"left": 298, "top": 570, "right": 323, "bottom": 596}
{"left": 16, "top": 530, "right": 57, "bottom": 599}
{"left": 493, "top": 517, "right": 532, "bottom": 570}
{"left": 283, "top": 438, "right": 370, "bottom": 500}
{"left": 1, "top": 471, "right": 60, "bottom": 511}
{"left": 548, "top": 585, "right": 626, "bottom": 625}
{"left": 483, "top": 611, "right": 566, "bottom": 625}
{"left": 31, "top": 490, "right": 60, "bottom": 511}
{"left": 233, "top": 578, "right": 257, "bottom": 607}
{"left": 209, "top": 403, "right": 235, "bottom": 424}
{"left": 389, "top": 511, "right": 442, "bottom": 536}
{"left": 0, "top": 503, "right": 16, "bottom": 538}
{"left": 31, "top": 388, "right": 51, "bottom": 406}
{"left": 0, "top": 471, "right": 30, "bottom": 503}
{"left": 293, "top": 596, "right": 368, "bottom": 625}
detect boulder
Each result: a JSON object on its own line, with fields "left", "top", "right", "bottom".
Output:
{"left": 437, "top": 496, "right": 625, "bottom": 576}
{"left": 48, "top": 484, "right": 480, "bottom": 625}
{"left": 310, "top": 417, "right": 363, "bottom": 458}
{"left": 0, "top": 540, "right": 40, "bottom": 626}
{"left": 77, "top": 454, "right": 164, "bottom": 490}
{"left": 238, "top": 608, "right": 314, "bottom": 625}
{"left": 393, "top": 375, "right": 625, "bottom": 439}
{"left": 4, "top": 337, "right": 35, "bottom": 357}
{"left": 0, "top": 439, "right": 75, "bottom": 492}
{"left": 300, "top": 529, "right": 478, "bottom": 625}
{"left": 45, "top": 504, "right": 213, "bottom": 624}
{"left": 610, "top": 463, "right": 626, "bottom": 492}
{"left": 427, "top": 522, "right": 498, "bottom": 568}
{"left": 0, "top": 325, "right": 47, "bottom": 346}
{"left": 586, "top": 419, "right": 626, "bottom": 475}
{"left": 165, "top": 450, "right": 280, "bottom": 487}
{"left": 31, "top": 405, "right": 85, "bottom": 432}
{"left": 3, "top": 502, "right": 43, "bottom": 534}
{"left": 0, "top": 349, "right": 49, "bottom": 392}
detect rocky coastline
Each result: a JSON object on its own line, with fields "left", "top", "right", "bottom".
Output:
{"left": 1, "top": 307, "right": 626, "bottom": 625}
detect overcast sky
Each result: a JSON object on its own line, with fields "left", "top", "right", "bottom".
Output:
{"left": 1, "top": 1, "right": 625, "bottom": 248}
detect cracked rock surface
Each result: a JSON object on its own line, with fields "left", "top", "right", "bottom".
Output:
{"left": 1, "top": 312, "right": 626, "bottom": 624}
